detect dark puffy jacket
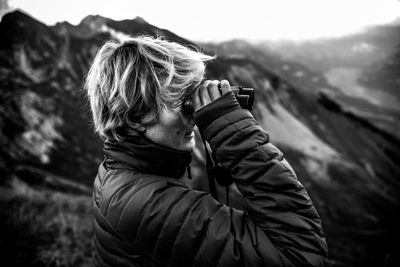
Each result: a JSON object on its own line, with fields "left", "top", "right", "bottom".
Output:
{"left": 93, "top": 92, "right": 328, "bottom": 266}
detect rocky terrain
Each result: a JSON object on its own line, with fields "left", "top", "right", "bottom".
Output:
{"left": 0, "top": 10, "right": 399, "bottom": 267}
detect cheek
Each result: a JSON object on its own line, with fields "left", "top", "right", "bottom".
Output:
{"left": 164, "top": 123, "right": 182, "bottom": 136}
{"left": 163, "top": 115, "right": 187, "bottom": 135}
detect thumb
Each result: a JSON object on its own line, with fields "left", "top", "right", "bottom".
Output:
{"left": 220, "top": 80, "right": 231, "bottom": 95}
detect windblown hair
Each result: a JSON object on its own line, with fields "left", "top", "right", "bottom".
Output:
{"left": 84, "top": 35, "right": 213, "bottom": 141}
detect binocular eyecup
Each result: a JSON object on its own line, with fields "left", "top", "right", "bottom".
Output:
{"left": 182, "top": 86, "right": 254, "bottom": 114}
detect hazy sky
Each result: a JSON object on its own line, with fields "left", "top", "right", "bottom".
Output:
{"left": 6, "top": 0, "right": 400, "bottom": 41}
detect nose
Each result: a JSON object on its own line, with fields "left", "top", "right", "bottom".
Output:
{"left": 188, "top": 116, "right": 195, "bottom": 129}
{"left": 186, "top": 112, "right": 195, "bottom": 128}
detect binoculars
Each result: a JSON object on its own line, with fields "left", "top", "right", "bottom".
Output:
{"left": 182, "top": 86, "right": 254, "bottom": 114}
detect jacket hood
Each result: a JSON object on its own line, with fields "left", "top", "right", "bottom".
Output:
{"left": 103, "top": 135, "right": 192, "bottom": 179}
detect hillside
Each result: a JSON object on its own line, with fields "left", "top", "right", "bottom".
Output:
{"left": 1, "top": 10, "right": 399, "bottom": 267}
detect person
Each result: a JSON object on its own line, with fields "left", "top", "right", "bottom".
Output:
{"left": 85, "top": 35, "right": 328, "bottom": 267}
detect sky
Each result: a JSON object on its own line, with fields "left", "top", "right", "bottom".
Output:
{"left": 4, "top": 0, "right": 400, "bottom": 41}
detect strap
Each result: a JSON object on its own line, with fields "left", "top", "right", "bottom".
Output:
{"left": 200, "top": 132, "right": 219, "bottom": 201}
{"left": 200, "top": 132, "right": 232, "bottom": 205}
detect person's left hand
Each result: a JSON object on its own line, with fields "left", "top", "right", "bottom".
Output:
{"left": 192, "top": 80, "right": 231, "bottom": 112}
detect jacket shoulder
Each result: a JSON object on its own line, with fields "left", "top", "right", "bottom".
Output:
{"left": 95, "top": 166, "right": 189, "bottom": 241}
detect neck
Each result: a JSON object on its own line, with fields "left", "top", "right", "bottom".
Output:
{"left": 103, "top": 135, "right": 192, "bottom": 179}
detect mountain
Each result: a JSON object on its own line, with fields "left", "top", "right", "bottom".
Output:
{"left": 0, "top": 10, "right": 105, "bottom": 185}
{"left": 260, "top": 25, "right": 400, "bottom": 140}
{"left": 262, "top": 24, "right": 400, "bottom": 71}
{"left": 53, "top": 14, "right": 195, "bottom": 47}
{"left": 1, "top": 10, "right": 399, "bottom": 267}
{"left": 360, "top": 42, "right": 400, "bottom": 100}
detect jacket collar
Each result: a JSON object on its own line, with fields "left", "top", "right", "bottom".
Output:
{"left": 103, "top": 135, "right": 192, "bottom": 179}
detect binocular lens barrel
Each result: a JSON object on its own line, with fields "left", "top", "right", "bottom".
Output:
{"left": 182, "top": 86, "right": 254, "bottom": 114}
{"left": 231, "top": 86, "right": 254, "bottom": 110}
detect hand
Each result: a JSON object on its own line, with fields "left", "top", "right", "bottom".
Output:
{"left": 192, "top": 80, "right": 231, "bottom": 112}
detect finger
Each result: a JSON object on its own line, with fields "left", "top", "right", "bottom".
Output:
{"left": 220, "top": 80, "right": 231, "bottom": 95}
{"left": 200, "top": 80, "right": 212, "bottom": 106}
{"left": 192, "top": 87, "right": 201, "bottom": 112}
{"left": 208, "top": 80, "right": 221, "bottom": 101}
{"left": 194, "top": 80, "right": 210, "bottom": 111}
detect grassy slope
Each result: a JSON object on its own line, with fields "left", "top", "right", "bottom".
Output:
{"left": 0, "top": 177, "right": 93, "bottom": 266}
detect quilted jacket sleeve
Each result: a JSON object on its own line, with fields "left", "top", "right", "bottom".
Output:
{"left": 192, "top": 91, "right": 328, "bottom": 266}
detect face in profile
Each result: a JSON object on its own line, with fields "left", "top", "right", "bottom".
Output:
{"left": 143, "top": 105, "right": 196, "bottom": 152}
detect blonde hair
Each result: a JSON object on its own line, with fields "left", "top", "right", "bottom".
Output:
{"left": 84, "top": 36, "right": 213, "bottom": 140}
